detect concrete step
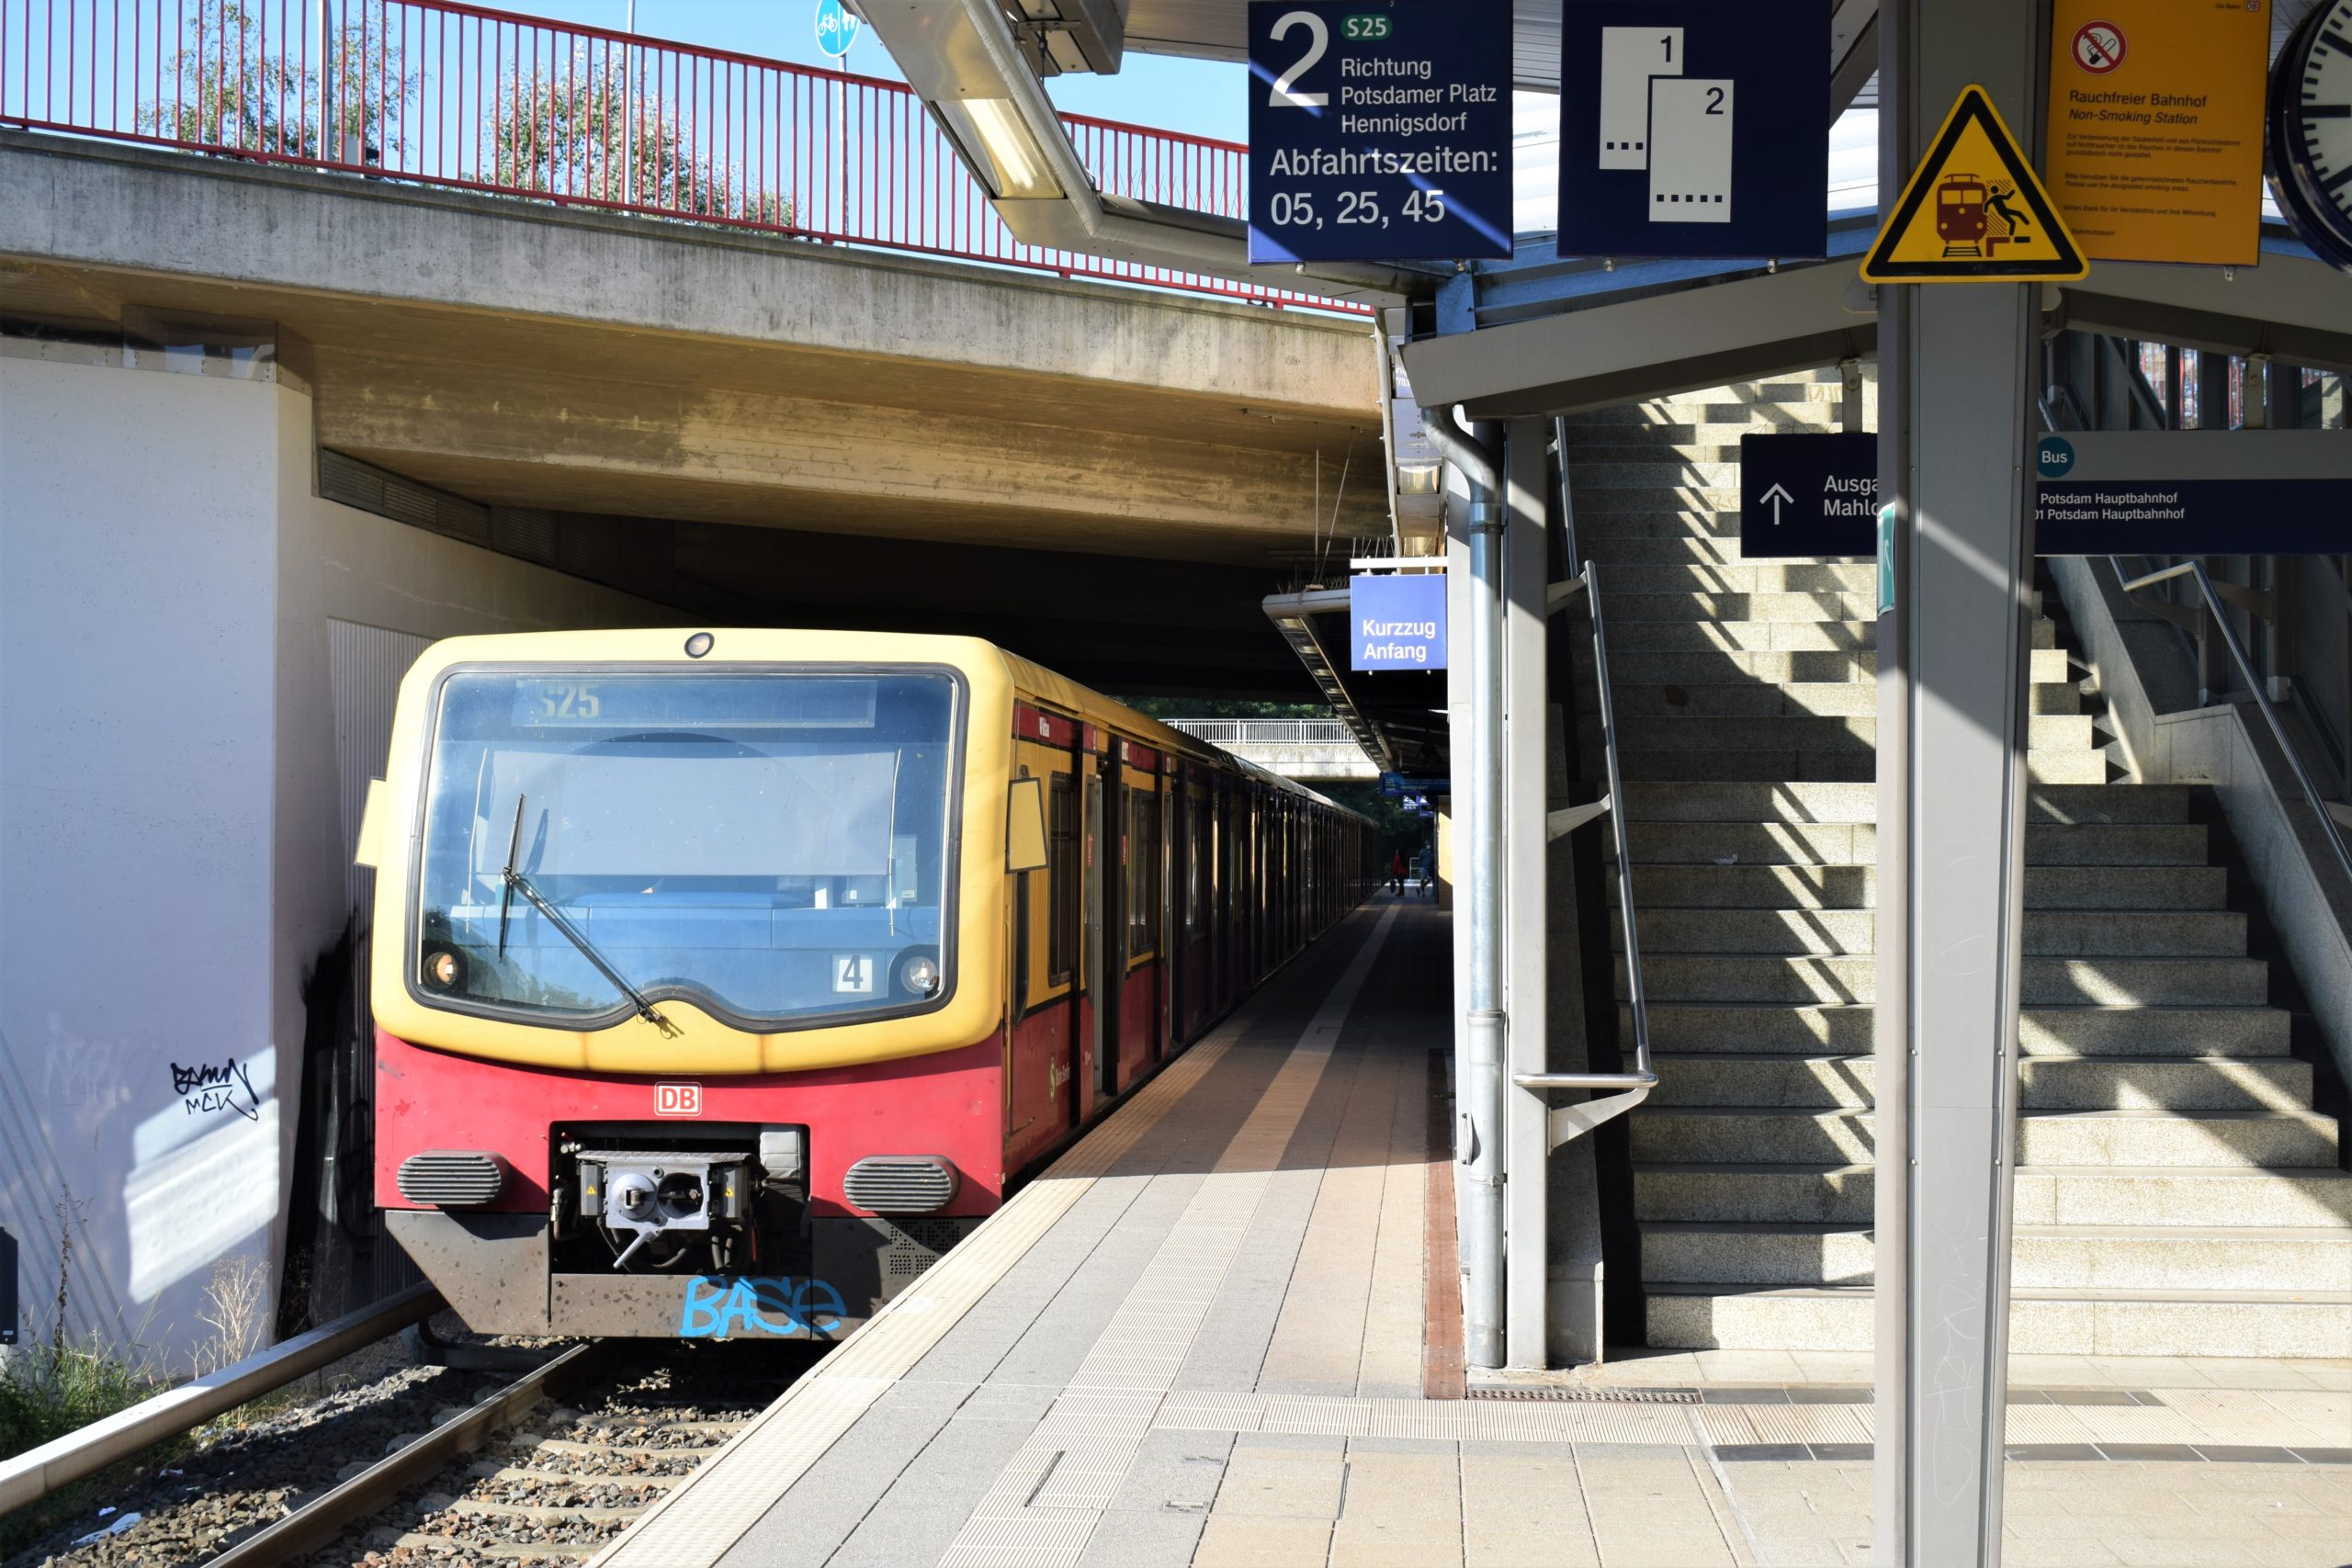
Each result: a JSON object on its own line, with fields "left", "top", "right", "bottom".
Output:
{"left": 1630, "top": 1106, "right": 2335, "bottom": 1168}
{"left": 1619, "top": 818, "right": 1874, "bottom": 865}
{"left": 2026, "top": 821, "right": 2212, "bottom": 864}
{"left": 1597, "top": 589, "right": 1875, "bottom": 622}
{"left": 1634, "top": 1002, "right": 1878, "bottom": 1055}
{"left": 1643, "top": 1282, "right": 2352, "bottom": 1356}
{"left": 1641, "top": 1221, "right": 2352, "bottom": 1293}
{"left": 1643, "top": 1221, "right": 1877, "bottom": 1285}
{"left": 2018, "top": 1006, "right": 2292, "bottom": 1057}
{"left": 1583, "top": 714, "right": 2097, "bottom": 752}
{"left": 1592, "top": 562, "right": 1879, "bottom": 593}
{"left": 1573, "top": 442, "right": 1745, "bottom": 466}
{"left": 1634, "top": 1161, "right": 1877, "bottom": 1222}
{"left": 1627, "top": 1005, "right": 2292, "bottom": 1058}
{"left": 1583, "top": 680, "right": 2080, "bottom": 718}
{"left": 2021, "top": 1109, "right": 2338, "bottom": 1168}
{"left": 1614, "top": 780, "right": 2194, "bottom": 826}
{"left": 1576, "top": 486, "right": 1744, "bottom": 515}
{"left": 1612, "top": 820, "right": 2207, "bottom": 865}
{"left": 1645, "top": 1052, "right": 2314, "bottom": 1112}
{"left": 1623, "top": 863, "right": 1876, "bottom": 908}
{"left": 1600, "top": 618, "right": 1878, "bottom": 653}
{"left": 1575, "top": 461, "right": 1741, "bottom": 490}
{"left": 1614, "top": 863, "right": 2226, "bottom": 911}
{"left": 1568, "top": 509, "right": 1744, "bottom": 542}
{"left": 2019, "top": 1055, "right": 2316, "bottom": 1111}
{"left": 1595, "top": 615, "right": 2062, "bottom": 653}
{"left": 1639, "top": 1162, "right": 2352, "bottom": 1228}
{"left": 2010, "top": 1225, "right": 2352, "bottom": 1292}
{"left": 1570, "top": 644, "right": 2074, "bottom": 682}
{"left": 1614, "top": 750, "right": 1882, "bottom": 784}
{"left": 1622, "top": 954, "right": 2270, "bottom": 1004}
{"left": 2022, "top": 865, "right": 2229, "bottom": 908}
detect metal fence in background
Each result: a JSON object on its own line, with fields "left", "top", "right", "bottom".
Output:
{"left": 1163, "top": 718, "right": 1360, "bottom": 747}
{"left": 0, "top": 0, "right": 1364, "bottom": 313}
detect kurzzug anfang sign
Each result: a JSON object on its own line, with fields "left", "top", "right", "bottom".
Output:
{"left": 1351, "top": 573, "right": 1447, "bottom": 670}
{"left": 1247, "top": 1, "right": 1514, "bottom": 264}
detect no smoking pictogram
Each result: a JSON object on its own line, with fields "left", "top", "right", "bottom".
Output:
{"left": 2072, "top": 20, "right": 2125, "bottom": 73}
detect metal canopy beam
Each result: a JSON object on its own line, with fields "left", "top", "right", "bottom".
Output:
{"left": 2054, "top": 241, "right": 2352, "bottom": 375}
{"left": 1402, "top": 258, "right": 1875, "bottom": 420}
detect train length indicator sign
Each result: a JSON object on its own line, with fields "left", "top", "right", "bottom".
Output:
{"left": 1247, "top": 2, "right": 1513, "bottom": 264}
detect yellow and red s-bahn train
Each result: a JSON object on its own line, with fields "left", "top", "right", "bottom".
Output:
{"left": 356, "top": 630, "right": 1374, "bottom": 1339}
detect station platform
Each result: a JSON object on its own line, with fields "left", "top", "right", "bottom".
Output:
{"left": 592, "top": 898, "right": 2352, "bottom": 1568}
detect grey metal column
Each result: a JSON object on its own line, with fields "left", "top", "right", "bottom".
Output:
{"left": 1873, "top": 1, "right": 2040, "bottom": 1562}
{"left": 1502, "top": 418, "right": 1550, "bottom": 1367}
{"left": 1427, "top": 407, "right": 1506, "bottom": 1370}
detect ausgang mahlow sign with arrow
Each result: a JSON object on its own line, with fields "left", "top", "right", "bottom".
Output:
{"left": 1247, "top": 0, "right": 1514, "bottom": 263}
{"left": 1738, "top": 433, "right": 1877, "bottom": 558}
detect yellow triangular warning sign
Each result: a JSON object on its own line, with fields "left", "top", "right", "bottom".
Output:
{"left": 1860, "top": 85, "right": 2086, "bottom": 284}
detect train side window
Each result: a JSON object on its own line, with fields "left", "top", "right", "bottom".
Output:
{"left": 1126, "top": 786, "right": 1160, "bottom": 959}
{"left": 1047, "top": 773, "right": 1076, "bottom": 986}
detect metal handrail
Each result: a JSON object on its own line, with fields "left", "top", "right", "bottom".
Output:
{"left": 1517, "top": 558, "right": 1657, "bottom": 1149}
{"left": 2112, "top": 554, "right": 2352, "bottom": 891}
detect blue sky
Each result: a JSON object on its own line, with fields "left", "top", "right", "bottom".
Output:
{"left": 514, "top": 1, "right": 1252, "bottom": 142}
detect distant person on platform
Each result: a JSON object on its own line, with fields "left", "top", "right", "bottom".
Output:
{"left": 1419, "top": 843, "right": 1437, "bottom": 899}
{"left": 1388, "top": 849, "right": 1407, "bottom": 894}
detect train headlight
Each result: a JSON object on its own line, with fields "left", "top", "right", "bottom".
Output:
{"left": 423, "top": 948, "right": 463, "bottom": 990}
{"left": 899, "top": 953, "right": 941, "bottom": 997}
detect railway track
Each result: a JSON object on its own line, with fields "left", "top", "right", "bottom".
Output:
{"left": 4, "top": 1292, "right": 810, "bottom": 1568}
{"left": 277, "top": 1343, "right": 804, "bottom": 1567}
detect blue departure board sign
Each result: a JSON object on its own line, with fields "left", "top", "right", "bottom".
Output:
{"left": 1556, "top": 0, "right": 1830, "bottom": 260}
{"left": 1248, "top": 2, "right": 1513, "bottom": 264}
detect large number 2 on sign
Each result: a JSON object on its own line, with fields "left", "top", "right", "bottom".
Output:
{"left": 1268, "top": 11, "right": 1329, "bottom": 107}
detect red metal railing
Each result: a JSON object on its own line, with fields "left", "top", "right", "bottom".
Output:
{"left": 0, "top": 0, "right": 1363, "bottom": 313}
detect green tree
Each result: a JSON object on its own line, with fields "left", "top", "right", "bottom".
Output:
{"left": 139, "top": 0, "right": 418, "bottom": 162}
{"left": 488, "top": 45, "right": 792, "bottom": 227}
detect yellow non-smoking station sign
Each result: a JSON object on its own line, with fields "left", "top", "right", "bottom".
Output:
{"left": 1860, "top": 85, "right": 2087, "bottom": 284}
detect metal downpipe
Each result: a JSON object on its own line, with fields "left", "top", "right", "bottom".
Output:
{"left": 1425, "top": 403, "right": 1506, "bottom": 1370}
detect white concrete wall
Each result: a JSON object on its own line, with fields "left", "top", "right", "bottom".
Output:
{"left": 0, "top": 348, "right": 668, "bottom": 1369}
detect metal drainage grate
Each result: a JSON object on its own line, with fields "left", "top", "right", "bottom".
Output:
{"left": 843, "top": 1156, "right": 959, "bottom": 1214}
{"left": 1464, "top": 1385, "right": 1701, "bottom": 1404}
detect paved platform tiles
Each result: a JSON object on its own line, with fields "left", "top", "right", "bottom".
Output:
{"left": 593, "top": 897, "right": 2350, "bottom": 1568}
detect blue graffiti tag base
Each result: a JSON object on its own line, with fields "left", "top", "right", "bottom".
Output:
{"left": 679, "top": 1276, "right": 848, "bottom": 1338}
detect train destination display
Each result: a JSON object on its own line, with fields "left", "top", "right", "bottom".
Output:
{"left": 1247, "top": 1, "right": 1513, "bottom": 263}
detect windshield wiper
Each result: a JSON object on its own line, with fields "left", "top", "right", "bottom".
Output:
{"left": 500, "top": 795, "right": 681, "bottom": 1039}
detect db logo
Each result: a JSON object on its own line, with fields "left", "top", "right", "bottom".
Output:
{"left": 655, "top": 1081, "right": 704, "bottom": 1117}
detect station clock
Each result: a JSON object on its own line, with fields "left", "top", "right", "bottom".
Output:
{"left": 2269, "top": 1, "right": 2352, "bottom": 272}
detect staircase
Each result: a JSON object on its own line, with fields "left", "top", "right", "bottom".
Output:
{"left": 1566, "top": 371, "right": 2352, "bottom": 1357}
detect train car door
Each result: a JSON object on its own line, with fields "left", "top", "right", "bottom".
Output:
{"left": 1085, "top": 734, "right": 1122, "bottom": 1108}
{"left": 1118, "top": 742, "right": 1162, "bottom": 1080}
{"left": 1006, "top": 705, "right": 1082, "bottom": 1172}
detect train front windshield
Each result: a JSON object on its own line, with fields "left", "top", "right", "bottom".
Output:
{"left": 413, "top": 668, "right": 962, "bottom": 1030}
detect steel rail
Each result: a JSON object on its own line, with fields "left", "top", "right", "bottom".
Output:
{"left": 1515, "top": 558, "right": 1658, "bottom": 1149}
{"left": 0, "top": 1280, "right": 444, "bottom": 1515}
{"left": 2111, "top": 554, "right": 2352, "bottom": 890}
{"left": 204, "top": 1337, "right": 605, "bottom": 1568}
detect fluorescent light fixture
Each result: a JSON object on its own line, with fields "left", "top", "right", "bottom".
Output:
{"left": 952, "top": 96, "right": 1064, "bottom": 200}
